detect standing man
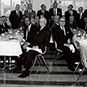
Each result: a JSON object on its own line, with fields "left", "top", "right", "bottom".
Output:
{"left": 65, "top": 4, "right": 77, "bottom": 21}
{"left": 9, "top": 4, "right": 22, "bottom": 29}
{"left": 49, "top": 1, "right": 62, "bottom": 19}
{"left": 24, "top": 3, "right": 36, "bottom": 18}
{"left": 37, "top": 4, "right": 50, "bottom": 26}
{"left": 77, "top": 7, "right": 84, "bottom": 28}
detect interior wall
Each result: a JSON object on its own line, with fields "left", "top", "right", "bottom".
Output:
{"left": 33, "top": 0, "right": 51, "bottom": 12}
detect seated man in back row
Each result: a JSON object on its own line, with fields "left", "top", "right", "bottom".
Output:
{"left": 52, "top": 17, "right": 80, "bottom": 71}
{"left": 13, "top": 17, "right": 51, "bottom": 78}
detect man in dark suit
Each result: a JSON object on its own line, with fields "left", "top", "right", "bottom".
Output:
{"left": 37, "top": 4, "right": 50, "bottom": 27}
{"left": 23, "top": 17, "right": 39, "bottom": 47}
{"left": 9, "top": 4, "right": 22, "bottom": 29}
{"left": 65, "top": 4, "right": 77, "bottom": 21}
{"left": 80, "top": 16, "right": 87, "bottom": 32}
{"left": 13, "top": 17, "right": 51, "bottom": 78}
{"left": 24, "top": 3, "right": 36, "bottom": 18}
{"left": 77, "top": 7, "right": 84, "bottom": 28}
{"left": 65, "top": 15, "right": 77, "bottom": 29}
{"left": 49, "top": 1, "right": 62, "bottom": 19}
{"left": 51, "top": 15, "right": 60, "bottom": 29}
{"left": 52, "top": 17, "right": 80, "bottom": 71}
{"left": 0, "top": 16, "right": 10, "bottom": 34}
{"left": 12, "top": 16, "right": 39, "bottom": 71}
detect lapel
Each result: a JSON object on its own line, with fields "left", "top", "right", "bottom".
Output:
{"left": 38, "top": 26, "right": 47, "bottom": 35}
{"left": 15, "top": 10, "right": 20, "bottom": 17}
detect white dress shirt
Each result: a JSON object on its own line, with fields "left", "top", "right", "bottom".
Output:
{"left": 26, "top": 24, "right": 31, "bottom": 40}
{"left": 60, "top": 26, "right": 66, "bottom": 36}
{"left": 16, "top": 10, "right": 20, "bottom": 17}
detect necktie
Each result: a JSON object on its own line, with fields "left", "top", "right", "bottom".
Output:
{"left": 16, "top": 11, "right": 20, "bottom": 17}
{"left": 53, "top": 8, "right": 57, "bottom": 15}
{"left": 61, "top": 26, "right": 66, "bottom": 36}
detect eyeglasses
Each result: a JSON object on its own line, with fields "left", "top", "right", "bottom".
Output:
{"left": 59, "top": 21, "right": 65, "bottom": 22}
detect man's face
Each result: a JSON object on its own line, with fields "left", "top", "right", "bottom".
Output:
{"left": 68, "top": 5, "right": 72, "bottom": 11}
{"left": 41, "top": 5, "right": 46, "bottom": 10}
{"left": 69, "top": 16, "right": 74, "bottom": 22}
{"left": 25, "top": 18, "right": 30, "bottom": 26}
{"left": 16, "top": 4, "right": 20, "bottom": 11}
{"left": 84, "top": 17, "right": 87, "bottom": 23}
{"left": 35, "top": 16, "right": 39, "bottom": 23}
{"left": 54, "top": 15, "right": 60, "bottom": 23}
{"left": 28, "top": 4, "right": 32, "bottom": 10}
{"left": 39, "top": 18, "right": 46, "bottom": 27}
{"left": 78, "top": 7, "right": 83, "bottom": 13}
{"left": 59, "top": 19, "right": 65, "bottom": 26}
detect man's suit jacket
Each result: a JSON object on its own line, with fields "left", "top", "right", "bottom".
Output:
{"left": 9, "top": 10, "right": 22, "bottom": 29}
{"left": 83, "top": 9, "right": 87, "bottom": 17}
{"left": 79, "top": 22, "right": 87, "bottom": 31}
{"left": 24, "top": 10, "right": 36, "bottom": 18}
{"left": 65, "top": 20, "right": 77, "bottom": 29}
{"left": 65, "top": 10, "right": 77, "bottom": 21}
{"left": 24, "top": 24, "right": 39, "bottom": 46}
{"left": 0, "top": 23, "right": 10, "bottom": 34}
{"left": 77, "top": 13, "right": 84, "bottom": 28}
{"left": 52, "top": 25, "right": 73, "bottom": 49}
{"left": 33, "top": 26, "right": 51, "bottom": 52}
{"left": 49, "top": 8, "right": 62, "bottom": 18}
{"left": 37, "top": 10, "right": 50, "bottom": 24}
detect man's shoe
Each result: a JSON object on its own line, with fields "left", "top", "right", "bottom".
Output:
{"left": 12, "top": 66, "right": 22, "bottom": 72}
{"left": 18, "top": 70, "right": 30, "bottom": 78}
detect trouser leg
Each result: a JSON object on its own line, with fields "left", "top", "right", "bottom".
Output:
{"left": 24, "top": 50, "right": 39, "bottom": 70}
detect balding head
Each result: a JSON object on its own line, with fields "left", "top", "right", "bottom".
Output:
{"left": 59, "top": 17, "right": 65, "bottom": 26}
{"left": 39, "top": 17, "right": 47, "bottom": 27}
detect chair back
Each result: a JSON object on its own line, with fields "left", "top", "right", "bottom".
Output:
{"left": 42, "top": 46, "right": 47, "bottom": 54}
{"left": 54, "top": 41, "right": 63, "bottom": 52}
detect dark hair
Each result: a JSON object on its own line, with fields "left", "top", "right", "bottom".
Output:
{"left": 41, "top": 4, "right": 45, "bottom": 8}
{"left": 68, "top": 4, "right": 73, "bottom": 8}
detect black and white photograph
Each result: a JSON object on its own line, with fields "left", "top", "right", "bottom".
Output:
{"left": 0, "top": 0, "right": 87, "bottom": 87}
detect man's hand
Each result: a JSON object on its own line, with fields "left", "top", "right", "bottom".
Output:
{"left": 22, "top": 43, "right": 28, "bottom": 49}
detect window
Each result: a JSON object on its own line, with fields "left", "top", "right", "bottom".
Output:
{"left": 0, "top": 0, "right": 87, "bottom": 16}
{"left": 0, "top": 0, "right": 20, "bottom": 16}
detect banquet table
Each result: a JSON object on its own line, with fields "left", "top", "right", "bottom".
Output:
{"left": 0, "top": 40, "right": 22, "bottom": 57}
{"left": 0, "top": 29, "right": 23, "bottom": 69}
{"left": 72, "top": 29, "right": 87, "bottom": 85}
{"left": 72, "top": 29, "right": 87, "bottom": 68}
{"left": 73, "top": 35, "right": 87, "bottom": 67}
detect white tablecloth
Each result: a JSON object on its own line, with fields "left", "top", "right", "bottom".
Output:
{"left": 0, "top": 40, "right": 22, "bottom": 57}
{"left": 73, "top": 35, "right": 87, "bottom": 68}
{"left": 73, "top": 35, "right": 87, "bottom": 49}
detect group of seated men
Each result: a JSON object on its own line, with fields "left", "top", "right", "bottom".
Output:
{"left": 0, "top": 1, "right": 85, "bottom": 78}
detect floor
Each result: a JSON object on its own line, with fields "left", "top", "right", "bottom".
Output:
{"left": 0, "top": 46, "right": 87, "bottom": 87}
